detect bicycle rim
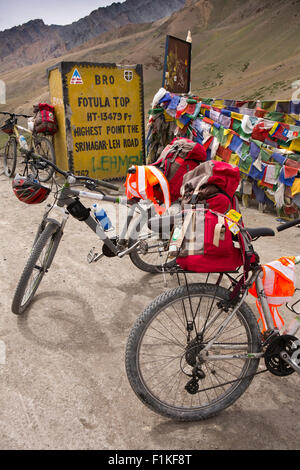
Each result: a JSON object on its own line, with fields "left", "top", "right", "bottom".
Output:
{"left": 130, "top": 284, "right": 260, "bottom": 418}
{"left": 129, "top": 220, "right": 176, "bottom": 272}
{"left": 19, "top": 234, "right": 55, "bottom": 308}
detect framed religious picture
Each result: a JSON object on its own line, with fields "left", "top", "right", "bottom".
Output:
{"left": 162, "top": 35, "right": 191, "bottom": 94}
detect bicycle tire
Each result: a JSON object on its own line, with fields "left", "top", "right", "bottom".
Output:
{"left": 11, "top": 222, "right": 62, "bottom": 315}
{"left": 126, "top": 283, "right": 261, "bottom": 421}
{"left": 128, "top": 215, "right": 176, "bottom": 273}
{"left": 3, "top": 137, "right": 17, "bottom": 178}
{"left": 32, "top": 136, "right": 56, "bottom": 182}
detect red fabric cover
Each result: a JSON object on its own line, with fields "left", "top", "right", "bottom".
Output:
{"left": 176, "top": 161, "right": 244, "bottom": 273}
{"left": 181, "top": 160, "right": 240, "bottom": 199}
{"left": 152, "top": 137, "right": 207, "bottom": 203}
{"left": 177, "top": 246, "right": 243, "bottom": 272}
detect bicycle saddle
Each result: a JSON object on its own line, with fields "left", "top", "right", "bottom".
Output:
{"left": 245, "top": 227, "right": 275, "bottom": 238}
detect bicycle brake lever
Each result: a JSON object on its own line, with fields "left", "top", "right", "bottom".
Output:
{"left": 85, "top": 182, "right": 96, "bottom": 190}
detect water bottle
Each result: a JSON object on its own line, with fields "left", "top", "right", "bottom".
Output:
{"left": 92, "top": 204, "right": 112, "bottom": 231}
{"left": 168, "top": 225, "right": 182, "bottom": 258}
{"left": 19, "top": 135, "right": 29, "bottom": 150}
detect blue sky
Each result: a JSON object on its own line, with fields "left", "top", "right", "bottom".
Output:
{"left": 0, "top": 0, "right": 126, "bottom": 31}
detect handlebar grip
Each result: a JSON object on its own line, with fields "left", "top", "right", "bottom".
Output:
{"left": 96, "top": 180, "right": 119, "bottom": 191}
{"left": 277, "top": 218, "right": 300, "bottom": 232}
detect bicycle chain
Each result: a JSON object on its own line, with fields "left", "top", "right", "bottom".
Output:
{"left": 186, "top": 336, "right": 300, "bottom": 393}
{"left": 182, "top": 341, "right": 269, "bottom": 394}
{"left": 189, "top": 368, "right": 268, "bottom": 394}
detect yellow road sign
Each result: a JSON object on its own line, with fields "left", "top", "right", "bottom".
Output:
{"left": 48, "top": 62, "right": 145, "bottom": 179}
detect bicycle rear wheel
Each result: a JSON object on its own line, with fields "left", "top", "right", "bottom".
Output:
{"left": 128, "top": 213, "right": 176, "bottom": 273}
{"left": 126, "top": 283, "right": 261, "bottom": 421}
{"left": 32, "top": 135, "right": 55, "bottom": 182}
{"left": 11, "top": 222, "right": 62, "bottom": 315}
{"left": 3, "top": 137, "right": 17, "bottom": 178}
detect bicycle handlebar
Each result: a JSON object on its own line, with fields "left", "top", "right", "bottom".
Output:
{"left": 22, "top": 149, "right": 119, "bottom": 191}
{"left": 0, "top": 111, "right": 32, "bottom": 119}
{"left": 75, "top": 176, "right": 119, "bottom": 191}
{"left": 277, "top": 218, "right": 300, "bottom": 232}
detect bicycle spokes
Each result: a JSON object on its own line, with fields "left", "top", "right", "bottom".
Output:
{"left": 137, "top": 292, "right": 255, "bottom": 409}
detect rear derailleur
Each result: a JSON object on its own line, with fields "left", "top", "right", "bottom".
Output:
{"left": 184, "top": 335, "right": 206, "bottom": 395}
{"left": 185, "top": 366, "right": 206, "bottom": 395}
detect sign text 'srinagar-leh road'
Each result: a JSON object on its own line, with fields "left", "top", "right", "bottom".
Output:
{"left": 48, "top": 62, "right": 145, "bottom": 179}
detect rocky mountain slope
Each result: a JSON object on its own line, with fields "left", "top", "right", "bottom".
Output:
{"left": 0, "top": 0, "right": 299, "bottom": 115}
{"left": 0, "top": 0, "right": 185, "bottom": 72}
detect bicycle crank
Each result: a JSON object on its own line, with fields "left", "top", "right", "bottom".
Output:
{"left": 280, "top": 351, "right": 300, "bottom": 375}
{"left": 264, "top": 335, "right": 300, "bottom": 376}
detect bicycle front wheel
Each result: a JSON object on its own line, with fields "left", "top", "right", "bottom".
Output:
{"left": 3, "top": 137, "right": 17, "bottom": 178}
{"left": 12, "top": 222, "right": 62, "bottom": 315}
{"left": 32, "top": 135, "right": 55, "bottom": 182}
{"left": 126, "top": 283, "right": 261, "bottom": 421}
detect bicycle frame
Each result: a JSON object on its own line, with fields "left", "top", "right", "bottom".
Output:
{"left": 194, "top": 263, "right": 300, "bottom": 365}
{"left": 196, "top": 268, "right": 262, "bottom": 360}
{"left": 0, "top": 112, "right": 32, "bottom": 146}
{"left": 14, "top": 123, "right": 32, "bottom": 140}
{"left": 43, "top": 181, "right": 151, "bottom": 258}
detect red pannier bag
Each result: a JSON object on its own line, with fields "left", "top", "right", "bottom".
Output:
{"left": 151, "top": 137, "right": 207, "bottom": 203}
{"left": 33, "top": 103, "right": 57, "bottom": 135}
{"left": 173, "top": 160, "right": 245, "bottom": 273}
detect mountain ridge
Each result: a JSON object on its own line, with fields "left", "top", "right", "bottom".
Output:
{"left": 0, "top": 0, "right": 186, "bottom": 72}
{"left": 0, "top": 0, "right": 299, "bottom": 116}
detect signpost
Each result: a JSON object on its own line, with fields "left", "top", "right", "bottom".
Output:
{"left": 47, "top": 62, "right": 145, "bottom": 179}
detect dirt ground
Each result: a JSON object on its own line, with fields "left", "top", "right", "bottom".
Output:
{"left": 0, "top": 166, "right": 299, "bottom": 451}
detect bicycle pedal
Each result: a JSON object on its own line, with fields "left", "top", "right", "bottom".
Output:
{"left": 87, "top": 247, "right": 104, "bottom": 263}
{"left": 87, "top": 247, "right": 97, "bottom": 263}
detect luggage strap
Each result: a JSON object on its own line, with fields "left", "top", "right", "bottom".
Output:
{"left": 190, "top": 184, "right": 233, "bottom": 206}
